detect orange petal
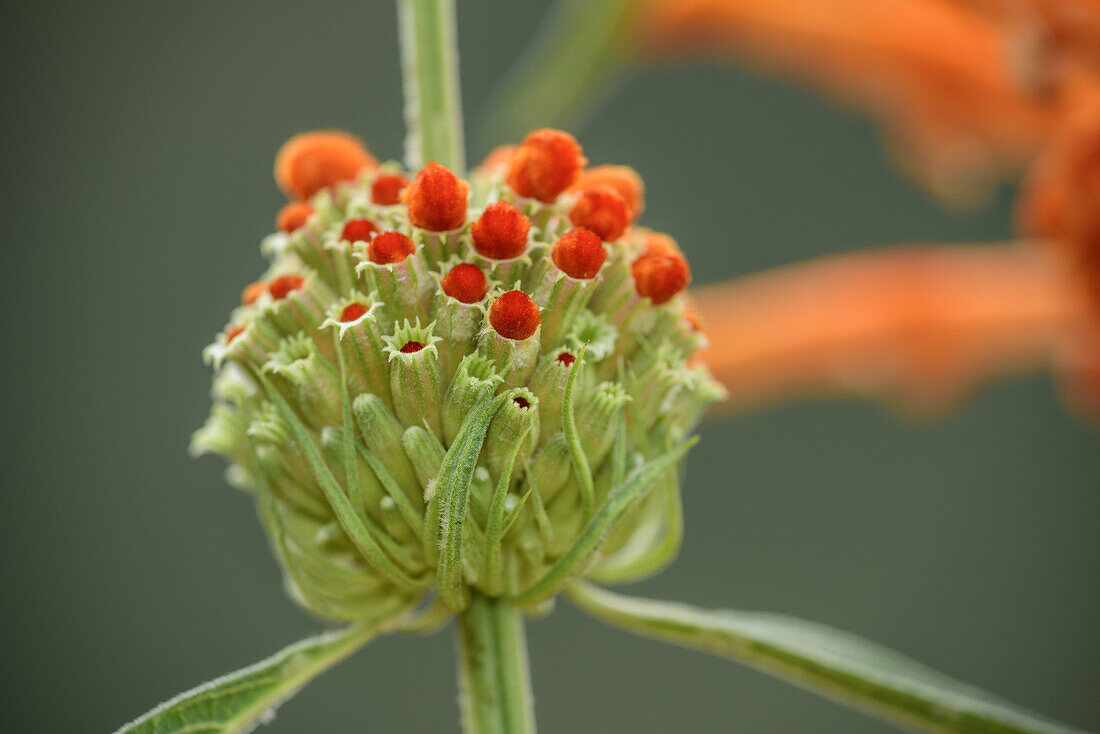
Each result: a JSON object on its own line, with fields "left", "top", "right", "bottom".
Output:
{"left": 640, "top": 0, "right": 1063, "bottom": 200}
{"left": 692, "top": 243, "right": 1089, "bottom": 412}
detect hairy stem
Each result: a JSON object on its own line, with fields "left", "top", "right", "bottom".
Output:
{"left": 397, "top": 0, "right": 466, "bottom": 172}
{"left": 457, "top": 592, "right": 537, "bottom": 734}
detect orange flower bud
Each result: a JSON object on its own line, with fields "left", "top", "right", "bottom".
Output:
{"left": 477, "top": 144, "right": 516, "bottom": 174}
{"left": 489, "top": 290, "right": 541, "bottom": 340}
{"left": 274, "top": 130, "right": 377, "bottom": 200}
{"left": 340, "top": 302, "right": 369, "bottom": 322}
{"left": 552, "top": 227, "right": 607, "bottom": 279}
{"left": 400, "top": 341, "right": 426, "bottom": 353}
{"left": 506, "top": 129, "right": 586, "bottom": 202}
{"left": 632, "top": 244, "right": 691, "bottom": 304}
{"left": 573, "top": 165, "right": 645, "bottom": 217}
{"left": 472, "top": 201, "right": 530, "bottom": 259}
{"left": 225, "top": 324, "right": 245, "bottom": 343}
{"left": 241, "top": 280, "right": 267, "bottom": 306}
{"left": 341, "top": 218, "right": 379, "bottom": 243}
{"left": 440, "top": 263, "right": 489, "bottom": 303}
{"left": 276, "top": 201, "right": 313, "bottom": 233}
{"left": 406, "top": 161, "right": 469, "bottom": 231}
{"left": 368, "top": 231, "right": 416, "bottom": 264}
{"left": 569, "top": 186, "right": 631, "bottom": 241}
{"left": 268, "top": 274, "right": 305, "bottom": 300}
{"left": 371, "top": 173, "right": 409, "bottom": 205}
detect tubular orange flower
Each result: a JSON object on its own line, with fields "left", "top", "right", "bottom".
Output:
{"left": 274, "top": 130, "right": 377, "bottom": 200}
{"left": 640, "top": 0, "right": 1063, "bottom": 198}
{"left": 693, "top": 243, "right": 1088, "bottom": 410}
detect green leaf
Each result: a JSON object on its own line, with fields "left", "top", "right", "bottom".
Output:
{"left": 566, "top": 582, "right": 1087, "bottom": 734}
{"left": 510, "top": 437, "right": 697, "bottom": 607}
{"left": 113, "top": 622, "right": 386, "bottom": 734}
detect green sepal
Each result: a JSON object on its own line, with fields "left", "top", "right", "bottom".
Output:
{"left": 484, "top": 387, "right": 540, "bottom": 480}
{"left": 352, "top": 393, "right": 423, "bottom": 506}
{"left": 383, "top": 319, "right": 445, "bottom": 439}
{"left": 402, "top": 424, "right": 446, "bottom": 492}
{"left": 443, "top": 352, "right": 504, "bottom": 446}
{"left": 478, "top": 320, "right": 542, "bottom": 388}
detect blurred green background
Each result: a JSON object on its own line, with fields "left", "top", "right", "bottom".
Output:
{"left": 2, "top": 1, "right": 1097, "bottom": 732}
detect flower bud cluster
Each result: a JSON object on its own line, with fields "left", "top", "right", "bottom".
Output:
{"left": 193, "top": 128, "right": 725, "bottom": 620}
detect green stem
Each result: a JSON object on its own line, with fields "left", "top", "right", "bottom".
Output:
{"left": 397, "top": 0, "right": 466, "bottom": 172}
{"left": 456, "top": 592, "right": 537, "bottom": 734}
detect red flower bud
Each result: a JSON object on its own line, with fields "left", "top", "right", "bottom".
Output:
{"left": 371, "top": 173, "right": 409, "bottom": 205}
{"left": 569, "top": 187, "right": 630, "bottom": 241}
{"left": 406, "top": 161, "right": 469, "bottom": 231}
{"left": 472, "top": 201, "right": 530, "bottom": 259}
{"left": 368, "top": 232, "right": 416, "bottom": 264}
{"left": 340, "top": 302, "right": 369, "bottom": 322}
{"left": 400, "top": 341, "right": 426, "bottom": 353}
{"left": 477, "top": 144, "right": 516, "bottom": 174}
{"left": 276, "top": 201, "right": 313, "bottom": 233}
{"left": 268, "top": 274, "right": 305, "bottom": 300}
{"left": 241, "top": 281, "right": 267, "bottom": 306}
{"left": 572, "top": 165, "right": 645, "bottom": 218}
{"left": 632, "top": 243, "right": 690, "bottom": 305}
{"left": 552, "top": 227, "right": 607, "bottom": 279}
{"left": 341, "top": 218, "right": 379, "bottom": 243}
{"left": 440, "top": 263, "right": 489, "bottom": 304}
{"left": 274, "top": 130, "right": 377, "bottom": 200}
{"left": 506, "top": 129, "right": 586, "bottom": 202}
{"left": 489, "top": 290, "right": 541, "bottom": 340}
{"left": 556, "top": 351, "right": 576, "bottom": 366}
{"left": 225, "top": 324, "right": 245, "bottom": 342}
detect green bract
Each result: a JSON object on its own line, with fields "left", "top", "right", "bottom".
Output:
{"left": 192, "top": 163, "right": 725, "bottom": 620}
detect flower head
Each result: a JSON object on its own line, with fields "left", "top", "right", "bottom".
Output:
{"left": 194, "top": 128, "right": 723, "bottom": 619}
